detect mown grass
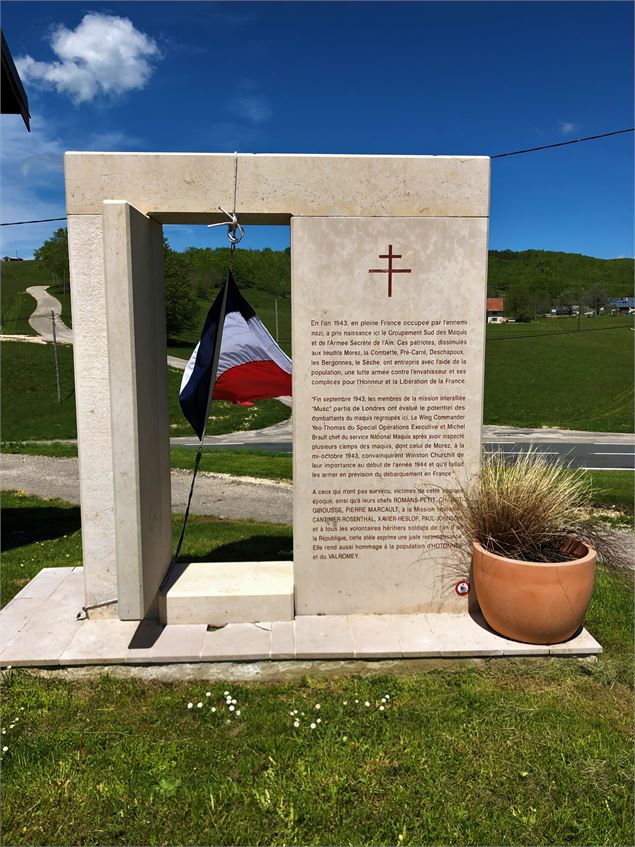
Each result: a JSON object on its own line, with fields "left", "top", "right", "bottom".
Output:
{"left": 484, "top": 317, "right": 634, "bottom": 432}
{"left": 0, "top": 260, "right": 53, "bottom": 335}
{"left": 1, "top": 491, "right": 633, "bottom": 845}
{"left": 0, "top": 342, "right": 290, "bottom": 441}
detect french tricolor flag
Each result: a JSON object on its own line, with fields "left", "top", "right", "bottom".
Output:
{"left": 179, "top": 270, "right": 292, "bottom": 440}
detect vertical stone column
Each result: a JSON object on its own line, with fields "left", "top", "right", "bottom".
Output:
{"left": 67, "top": 214, "right": 118, "bottom": 609}
{"left": 292, "top": 215, "right": 489, "bottom": 615}
{"left": 102, "top": 201, "right": 172, "bottom": 620}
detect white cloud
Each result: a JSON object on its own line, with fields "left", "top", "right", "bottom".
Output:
{"left": 227, "top": 95, "right": 272, "bottom": 124}
{"left": 16, "top": 13, "right": 160, "bottom": 104}
{"left": 559, "top": 121, "right": 581, "bottom": 136}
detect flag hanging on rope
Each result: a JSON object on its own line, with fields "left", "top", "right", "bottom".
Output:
{"left": 179, "top": 269, "right": 292, "bottom": 440}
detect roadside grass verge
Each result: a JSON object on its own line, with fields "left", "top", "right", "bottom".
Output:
{"left": 1, "top": 443, "right": 294, "bottom": 482}
{"left": 0, "top": 342, "right": 290, "bottom": 441}
{"left": 484, "top": 316, "right": 634, "bottom": 432}
{"left": 1, "top": 491, "right": 632, "bottom": 845}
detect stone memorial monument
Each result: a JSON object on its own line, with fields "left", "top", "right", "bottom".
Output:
{"left": 64, "top": 153, "right": 489, "bottom": 623}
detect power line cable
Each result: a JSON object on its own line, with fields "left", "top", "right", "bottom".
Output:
{"left": 491, "top": 127, "right": 634, "bottom": 159}
{"left": 0, "top": 216, "right": 67, "bottom": 226}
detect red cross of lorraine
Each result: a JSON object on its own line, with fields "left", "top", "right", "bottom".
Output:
{"left": 368, "top": 245, "right": 411, "bottom": 297}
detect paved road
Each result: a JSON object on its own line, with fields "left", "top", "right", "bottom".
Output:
{"left": 174, "top": 423, "right": 634, "bottom": 470}
{"left": 26, "top": 286, "right": 73, "bottom": 343}
{"left": 0, "top": 454, "right": 293, "bottom": 524}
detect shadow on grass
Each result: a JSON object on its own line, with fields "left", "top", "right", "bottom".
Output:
{"left": 176, "top": 534, "right": 293, "bottom": 564}
{"left": 1, "top": 505, "right": 81, "bottom": 550}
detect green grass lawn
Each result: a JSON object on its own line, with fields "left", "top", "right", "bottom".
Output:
{"left": 484, "top": 316, "right": 634, "bottom": 432}
{"left": 1, "top": 491, "right": 633, "bottom": 847}
{"left": 0, "top": 342, "right": 290, "bottom": 441}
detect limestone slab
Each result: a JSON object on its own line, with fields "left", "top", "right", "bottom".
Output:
{"left": 60, "top": 620, "right": 139, "bottom": 665}
{"left": 348, "top": 615, "right": 403, "bottom": 658}
{"left": 0, "top": 597, "right": 47, "bottom": 652}
{"left": 393, "top": 614, "right": 439, "bottom": 657}
{"left": 426, "top": 613, "right": 548, "bottom": 657}
{"left": 9, "top": 567, "right": 73, "bottom": 600}
{"left": 271, "top": 621, "right": 295, "bottom": 659}
{"left": 548, "top": 629, "right": 602, "bottom": 655}
{"left": 293, "top": 616, "right": 354, "bottom": 659}
{"left": 200, "top": 623, "right": 272, "bottom": 661}
{"left": 292, "top": 216, "right": 488, "bottom": 615}
{"left": 65, "top": 153, "right": 490, "bottom": 220}
{"left": 160, "top": 561, "right": 294, "bottom": 625}
{"left": 126, "top": 622, "right": 207, "bottom": 663}
{"left": 0, "top": 569, "right": 84, "bottom": 666}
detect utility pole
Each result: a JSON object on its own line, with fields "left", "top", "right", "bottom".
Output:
{"left": 274, "top": 298, "right": 279, "bottom": 341}
{"left": 51, "top": 310, "right": 61, "bottom": 403}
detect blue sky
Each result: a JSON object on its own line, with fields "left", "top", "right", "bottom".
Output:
{"left": 1, "top": 1, "right": 633, "bottom": 259}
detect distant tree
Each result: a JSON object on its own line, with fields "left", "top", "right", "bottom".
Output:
{"left": 505, "top": 283, "right": 532, "bottom": 322}
{"left": 582, "top": 283, "right": 610, "bottom": 315}
{"left": 34, "top": 227, "right": 69, "bottom": 282}
{"left": 163, "top": 237, "right": 198, "bottom": 337}
{"left": 558, "top": 287, "right": 579, "bottom": 317}
{"left": 531, "top": 287, "right": 551, "bottom": 316}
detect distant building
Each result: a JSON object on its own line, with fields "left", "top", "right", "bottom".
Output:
{"left": 2, "top": 256, "right": 23, "bottom": 262}
{"left": 608, "top": 297, "right": 635, "bottom": 314}
{"left": 486, "top": 297, "right": 504, "bottom": 317}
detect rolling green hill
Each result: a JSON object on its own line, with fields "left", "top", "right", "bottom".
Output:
{"left": 488, "top": 249, "right": 633, "bottom": 299}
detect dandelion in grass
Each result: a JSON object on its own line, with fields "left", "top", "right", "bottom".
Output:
{"left": 342, "top": 736, "right": 348, "bottom": 742}
{"left": 310, "top": 722, "right": 316, "bottom": 730}
{"left": 316, "top": 718, "right": 321, "bottom": 724}
{"left": 205, "top": 692, "right": 211, "bottom": 697}
{"left": 236, "top": 710, "right": 241, "bottom": 716}
{"left": 231, "top": 699, "right": 237, "bottom": 705}
{"left": 224, "top": 691, "right": 229, "bottom": 696}
{"left": 381, "top": 697, "right": 387, "bottom": 704}
{"left": 229, "top": 705, "right": 235, "bottom": 712}
{"left": 343, "top": 700, "right": 348, "bottom": 706}
{"left": 315, "top": 703, "right": 321, "bottom": 710}
{"left": 2, "top": 746, "right": 7, "bottom": 752}
{"left": 197, "top": 702, "right": 203, "bottom": 709}
{"left": 211, "top": 707, "right": 216, "bottom": 713}
{"left": 293, "top": 720, "right": 300, "bottom": 728}
{"left": 187, "top": 703, "right": 193, "bottom": 709}
{"left": 379, "top": 706, "right": 385, "bottom": 711}
{"left": 364, "top": 701, "right": 370, "bottom": 707}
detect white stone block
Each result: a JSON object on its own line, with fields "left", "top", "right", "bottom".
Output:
{"left": 160, "top": 561, "right": 294, "bottom": 625}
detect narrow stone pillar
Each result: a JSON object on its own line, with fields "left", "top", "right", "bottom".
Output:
{"left": 67, "top": 214, "right": 117, "bottom": 608}
{"left": 102, "top": 201, "right": 172, "bottom": 619}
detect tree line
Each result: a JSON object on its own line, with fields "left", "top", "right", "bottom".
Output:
{"left": 34, "top": 229, "right": 632, "bottom": 333}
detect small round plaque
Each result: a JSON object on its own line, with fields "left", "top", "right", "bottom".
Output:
{"left": 455, "top": 579, "right": 470, "bottom": 596}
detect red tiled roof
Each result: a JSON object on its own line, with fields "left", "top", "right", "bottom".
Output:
{"left": 487, "top": 298, "right": 504, "bottom": 312}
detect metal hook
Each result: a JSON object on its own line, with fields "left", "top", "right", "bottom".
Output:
{"left": 208, "top": 205, "right": 245, "bottom": 245}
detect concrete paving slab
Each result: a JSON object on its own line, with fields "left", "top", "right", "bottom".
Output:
{"left": 126, "top": 621, "right": 208, "bottom": 663}
{"left": 548, "top": 628, "right": 603, "bottom": 655}
{"left": 10, "top": 567, "right": 74, "bottom": 600}
{"left": 349, "top": 615, "right": 403, "bottom": 658}
{"left": 1, "top": 597, "right": 48, "bottom": 651}
{"left": 200, "top": 623, "right": 272, "bottom": 661}
{"left": 271, "top": 621, "right": 295, "bottom": 659}
{"left": 426, "top": 613, "right": 553, "bottom": 657}
{"left": 392, "top": 614, "right": 440, "bottom": 657}
{"left": 60, "top": 620, "right": 139, "bottom": 665}
{"left": 294, "top": 616, "right": 354, "bottom": 659}
{"left": 0, "top": 569, "right": 84, "bottom": 666}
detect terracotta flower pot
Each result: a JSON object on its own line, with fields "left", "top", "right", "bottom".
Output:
{"left": 471, "top": 539, "right": 596, "bottom": 644}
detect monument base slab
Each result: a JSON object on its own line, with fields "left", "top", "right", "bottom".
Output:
{"left": 0, "top": 568, "right": 602, "bottom": 667}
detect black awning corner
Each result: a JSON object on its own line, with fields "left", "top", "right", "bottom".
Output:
{"left": 1, "top": 30, "right": 30, "bottom": 131}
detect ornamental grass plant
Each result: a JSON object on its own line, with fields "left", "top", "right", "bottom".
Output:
{"left": 440, "top": 450, "right": 629, "bottom": 567}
